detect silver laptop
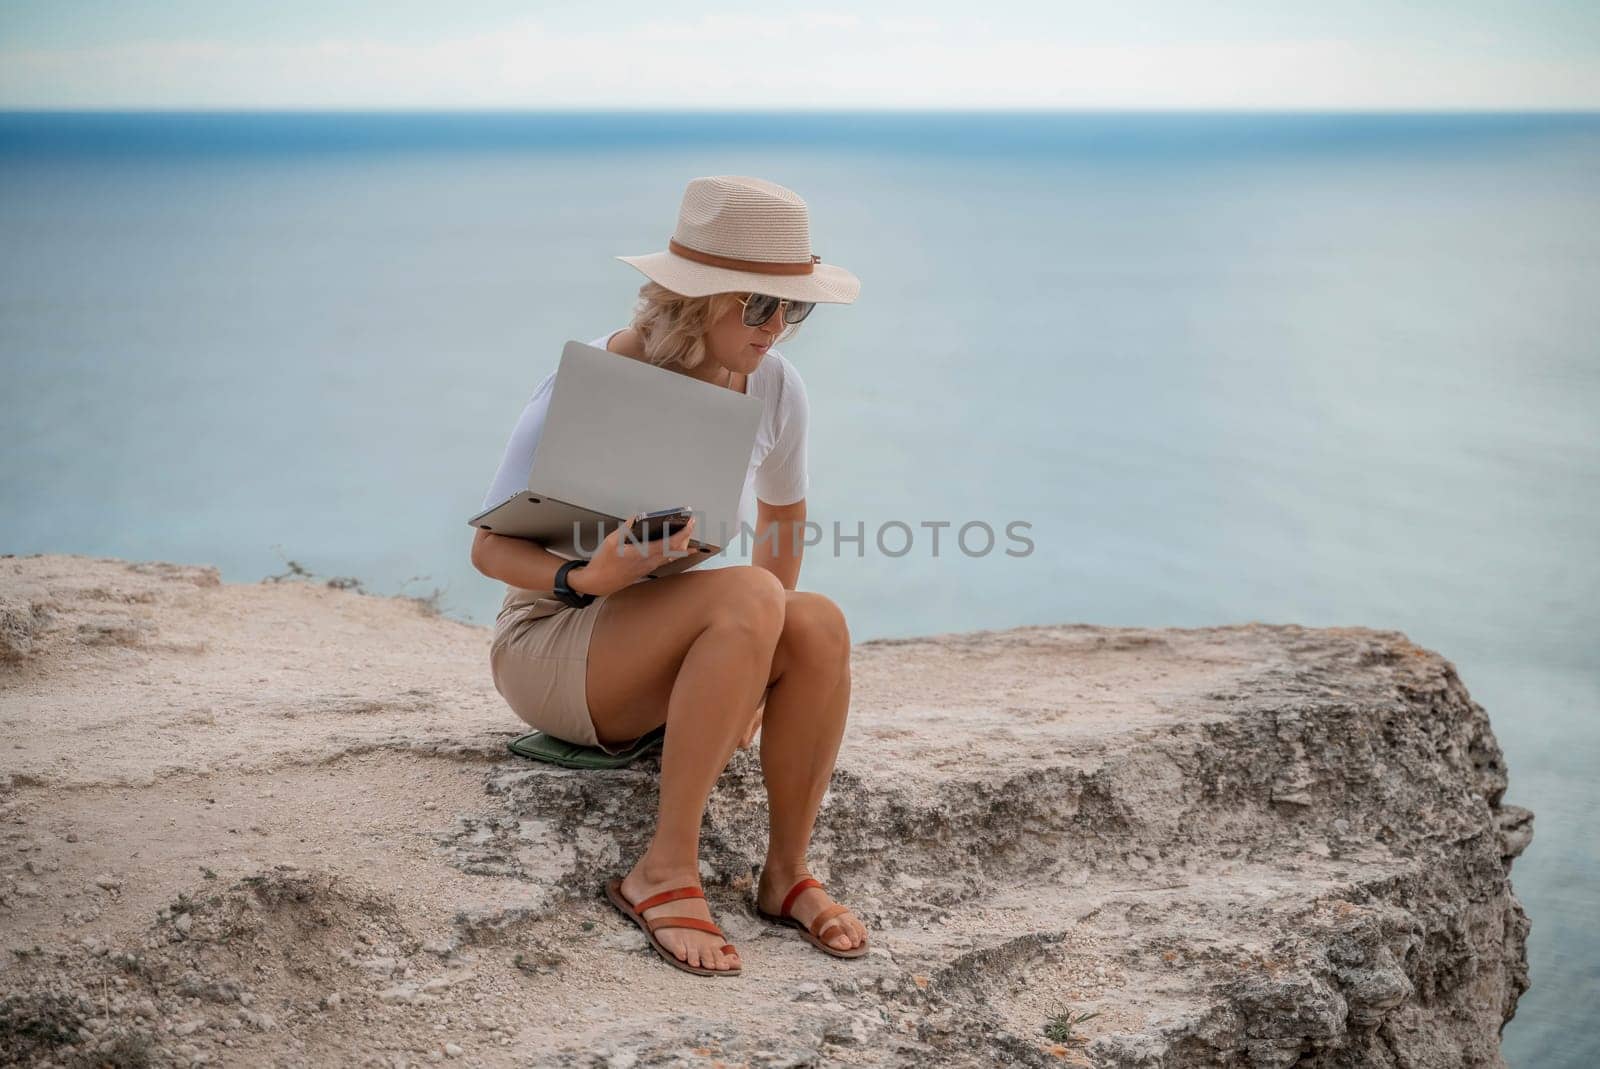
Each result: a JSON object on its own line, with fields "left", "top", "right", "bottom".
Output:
{"left": 467, "top": 339, "right": 763, "bottom": 577}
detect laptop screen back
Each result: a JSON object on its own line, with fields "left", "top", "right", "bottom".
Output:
{"left": 528, "top": 339, "right": 763, "bottom": 550}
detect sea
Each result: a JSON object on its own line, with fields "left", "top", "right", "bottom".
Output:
{"left": 1, "top": 111, "right": 1595, "bottom": 1064}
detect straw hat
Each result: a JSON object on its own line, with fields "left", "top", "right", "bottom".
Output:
{"left": 616, "top": 175, "right": 860, "bottom": 304}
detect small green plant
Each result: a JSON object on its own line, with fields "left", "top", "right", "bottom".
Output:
{"left": 399, "top": 574, "right": 447, "bottom": 617}
{"left": 263, "top": 552, "right": 314, "bottom": 583}
{"left": 0, "top": 991, "right": 90, "bottom": 1063}
{"left": 263, "top": 551, "right": 449, "bottom": 616}
{"left": 65, "top": 1027, "right": 156, "bottom": 1068}
{"left": 111, "top": 952, "right": 150, "bottom": 978}
{"left": 1042, "top": 1009, "right": 1101, "bottom": 1045}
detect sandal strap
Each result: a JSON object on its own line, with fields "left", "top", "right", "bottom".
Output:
{"left": 633, "top": 885, "right": 705, "bottom": 913}
{"left": 808, "top": 902, "right": 853, "bottom": 941}
{"left": 780, "top": 877, "right": 824, "bottom": 917}
{"left": 645, "top": 915, "right": 724, "bottom": 938}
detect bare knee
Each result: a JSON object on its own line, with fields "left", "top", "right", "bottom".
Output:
{"left": 703, "top": 566, "right": 787, "bottom": 647}
{"left": 775, "top": 591, "right": 851, "bottom": 669}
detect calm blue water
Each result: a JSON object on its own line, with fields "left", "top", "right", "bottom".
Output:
{"left": 2, "top": 112, "right": 1596, "bottom": 1064}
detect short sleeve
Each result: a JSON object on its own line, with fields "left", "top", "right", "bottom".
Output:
{"left": 754, "top": 358, "right": 809, "bottom": 507}
{"left": 480, "top": 375, "right": 555, "bottom": 510}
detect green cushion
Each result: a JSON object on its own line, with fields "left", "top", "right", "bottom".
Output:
{"left": 506, "top": 725, "right": 666, "bottom": 769}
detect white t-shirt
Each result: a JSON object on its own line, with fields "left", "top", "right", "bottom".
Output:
{"left": 480, "top": 329, "right": 809, "bottom": 557}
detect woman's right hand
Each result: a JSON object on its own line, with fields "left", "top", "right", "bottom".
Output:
{"left": 569, "top": 513, "right": 698, "bottom": 597}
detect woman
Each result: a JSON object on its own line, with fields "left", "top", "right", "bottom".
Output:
{"left": 470, "top": 176, "right": 869, "bottom": 977}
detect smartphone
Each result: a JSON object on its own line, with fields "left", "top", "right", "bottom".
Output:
{"left": 627, "top": 506, "right": 695, "bottom": 543}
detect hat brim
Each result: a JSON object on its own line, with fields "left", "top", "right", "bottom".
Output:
{"left": 615, "top": 251, "right": 859, "bottom": 304}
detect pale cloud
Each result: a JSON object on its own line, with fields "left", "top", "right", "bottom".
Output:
{"left": 876, "top": 16, "right": 944, "bottom": 36}
{"left": 1, "top": 15, "right": 1595, "bottom": 109}
{"left": 635, "top": 12, "right": 864, "bottom": 41}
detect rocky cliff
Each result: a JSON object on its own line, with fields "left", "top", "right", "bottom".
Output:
{"left": 0, "top": 554, "right": 1531, "bottom": 1067}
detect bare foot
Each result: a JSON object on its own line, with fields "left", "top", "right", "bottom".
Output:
{"left": 619, "top": 863, "right": 742, "bottom": 972}
{"left": 756, "top": 866, "right": 868, "bottom": 951}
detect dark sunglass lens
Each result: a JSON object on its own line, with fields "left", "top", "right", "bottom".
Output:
{"left": 784, "top": 300, "right": 816, "bottom": 324}
{"left": 743, "top": 294, "right": 781, "bottom": 327}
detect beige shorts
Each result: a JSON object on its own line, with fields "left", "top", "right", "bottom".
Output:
{"left": 489, "top": 595, "right": 638, "bottom": 755}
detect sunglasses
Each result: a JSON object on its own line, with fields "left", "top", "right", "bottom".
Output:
{"left": 739, "top": 292, "right": 816, "bottom": 328}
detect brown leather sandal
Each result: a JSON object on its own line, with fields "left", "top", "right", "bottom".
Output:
{"left": 604, "top": 878, "right": 743, "bottom": 977}
{"left": 755, "top": 876, "right": 869, "bottom": 959}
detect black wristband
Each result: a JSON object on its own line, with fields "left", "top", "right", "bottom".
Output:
{"left": 552, "top": 559, "right": 596, "bottom": 608}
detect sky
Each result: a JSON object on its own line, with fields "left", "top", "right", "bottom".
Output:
{"left": 1, "top": 1, "right": 1597, "bottom": 110}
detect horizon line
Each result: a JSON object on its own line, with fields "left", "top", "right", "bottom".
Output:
{"left": 3, "top": 106, "right": 1598, "bottom": 116}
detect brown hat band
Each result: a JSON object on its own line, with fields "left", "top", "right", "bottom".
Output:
{"left": 668, "top": 238, "right": 820, "bottom": 276}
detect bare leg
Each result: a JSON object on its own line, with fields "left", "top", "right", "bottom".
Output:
{"left": 754, "top": 592, "right": 869, "bottom": 951}
{"left": 583, "top": 566, "right": 786, "bottom": 971}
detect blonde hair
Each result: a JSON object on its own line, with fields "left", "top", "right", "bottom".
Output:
{"left": 628, "top": 281, "right": 804, "bottom": 371}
